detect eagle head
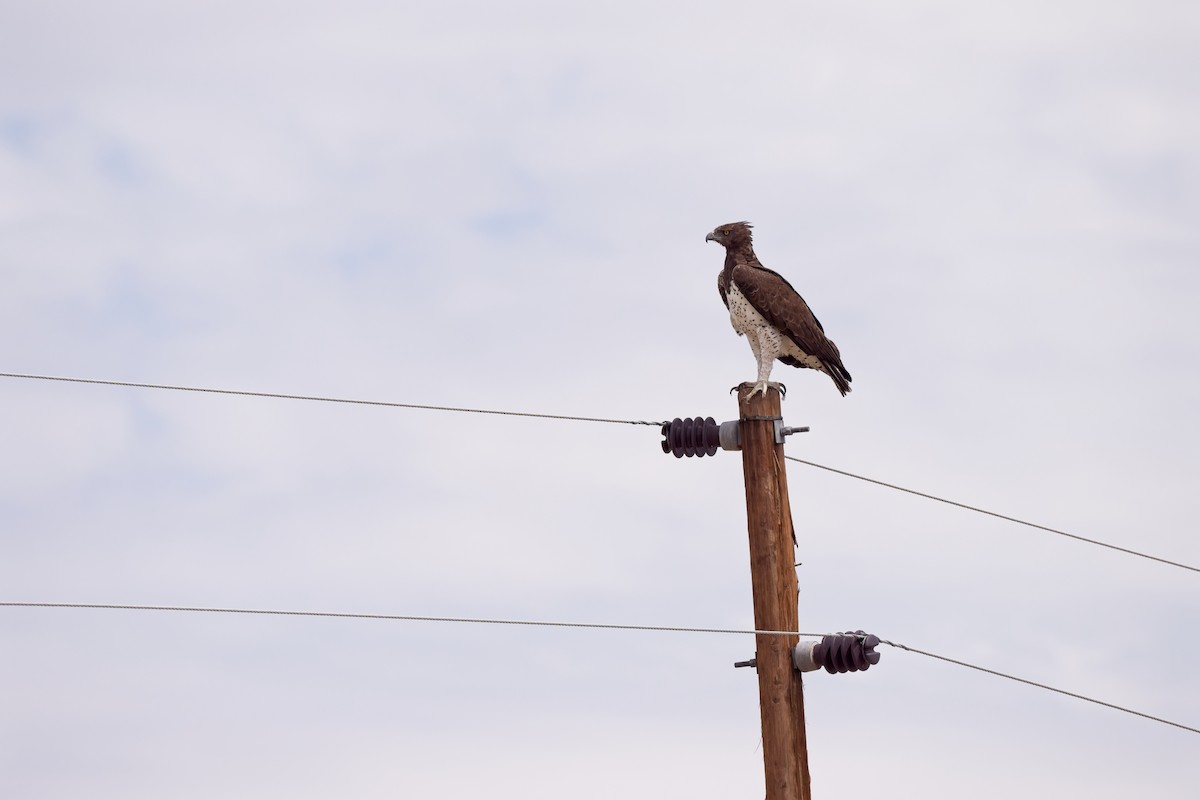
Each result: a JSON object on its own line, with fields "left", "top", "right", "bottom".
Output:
{"left": 705, "top": 221, "right": 753, "bottom": 249}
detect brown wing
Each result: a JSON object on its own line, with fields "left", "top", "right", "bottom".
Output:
{"left": 730, "top": 262, "right": 853, "bottom": 393}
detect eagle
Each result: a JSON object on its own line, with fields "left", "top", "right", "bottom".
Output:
{"left": 707, "top": 221, "right": 852, "bottom": 398}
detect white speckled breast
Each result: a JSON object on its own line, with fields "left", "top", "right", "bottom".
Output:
{"left": 726, "top": 279, "right": 824, "bottom": 370}
{"left": 725, "top": 280, "right": 763, "bottom": 337}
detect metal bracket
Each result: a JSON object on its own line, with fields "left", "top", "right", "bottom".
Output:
{"left": 718, "top": 419, "right": 741, "bottom": 451}
{"left": 740, "top": 415, "right": 809, "bottom": 444}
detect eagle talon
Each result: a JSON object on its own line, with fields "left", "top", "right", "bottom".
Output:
{"left": 747, "top": 380, "right": 786, "bottom": 399}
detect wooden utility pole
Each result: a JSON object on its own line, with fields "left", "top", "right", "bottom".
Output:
{"left": 737, "top": 383, "right": 811, "bottom": 800}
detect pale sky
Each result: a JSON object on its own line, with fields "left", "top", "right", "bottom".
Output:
{"left": 2, "top": 2, "right": 1198, "bottom": 798}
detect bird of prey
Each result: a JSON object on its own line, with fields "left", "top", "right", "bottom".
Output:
{"left": 707, "top": 221, "right": 852, "bottom": 398}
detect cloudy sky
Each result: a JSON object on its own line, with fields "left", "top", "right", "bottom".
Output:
{"left": 2, "top": 1, "right": 1198, "bottom": 797}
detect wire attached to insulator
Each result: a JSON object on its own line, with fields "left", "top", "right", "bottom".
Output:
{"left": 792, "top": 631, "right": 882, "bottom": 674}
{"left": 660, "top": 416, "right": 720, "bottom": 458}
{"left": 661, "top": 416, "right": 744, "bottom": 457}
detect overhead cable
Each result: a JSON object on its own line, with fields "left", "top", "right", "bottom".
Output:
{"left": 0, "top": 601, "right": 816, "bottom": 636}
{"left": 0, "top": 372, "right": 664, "bottom": 427}
{"left": 3, "top": 601, "right": 1195, "bottom": 736}
{"left": 880, "top": 638, "right": 1198, "bottom": 735}
{"left": 3, "top": 370, "right": 1195, "bottom": 573}
{"left": 785, "top": 456, "right": 1199, "bottom": 574}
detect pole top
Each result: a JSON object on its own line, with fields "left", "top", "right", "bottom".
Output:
{"left": 736, "top": 382, "right": 784, "bottom": 417}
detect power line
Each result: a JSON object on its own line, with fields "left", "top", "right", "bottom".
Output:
{"left": 0, "top": 372, "right": 665, "bottom": 427}
{"left": 4, "top": 370, "right": 1195, "bottom": 574}
{"left": 786, "top": 456, "right": 1199, "bottom": 574}
{"left": 3, "top": 601, "right": 1195, "bottom": 736}
{"left": 879, "top": 638, "right": 1199, "bottom": 735}
{"left": 0, "top": 602, "right": 817, "bottom": 636}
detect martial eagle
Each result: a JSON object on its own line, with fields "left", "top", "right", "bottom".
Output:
{"left": 707, "top": 221, "right": 852, "bottom": 398}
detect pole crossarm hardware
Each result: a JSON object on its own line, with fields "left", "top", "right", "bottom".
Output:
{"left": 793, "top": 631, "right": 882, "bottom": 674}
{"left": 734, "top": 631, "right": 883, "bottom": 675}
{"left": 660, "top": 415, "right": 807, "bottom": 457}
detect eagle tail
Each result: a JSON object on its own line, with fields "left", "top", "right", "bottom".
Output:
{"left": 825, "top": 361, "right": 853, "bottom": 396}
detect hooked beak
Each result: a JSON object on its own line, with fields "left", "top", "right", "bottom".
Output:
{"left": 705, "top": 231, "right": 717, "bottom": 243}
